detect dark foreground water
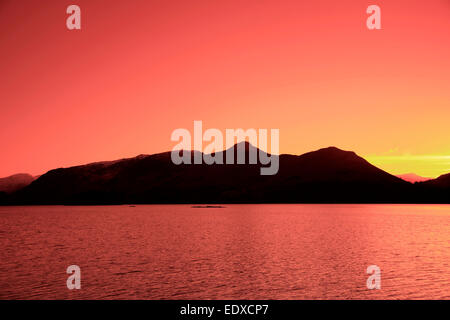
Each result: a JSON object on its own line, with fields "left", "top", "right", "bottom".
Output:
{"left": 0, "top": 204, "right": 449, "bottom": 299}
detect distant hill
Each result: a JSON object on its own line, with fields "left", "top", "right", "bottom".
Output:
{"left": 0, "top": 173, "right": 36, "bottom": 194}
{"left": 396, "top": 173, "right": 432, "bottom": 183}
{"left": 1, "top": 144, "right": 449, "bottom": 204}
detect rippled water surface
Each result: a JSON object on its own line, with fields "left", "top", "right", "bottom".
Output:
{"left": 0, "top": 204, "right": 449, "bottom": 299}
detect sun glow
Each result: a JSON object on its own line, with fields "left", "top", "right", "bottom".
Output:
{"left": 365, "top": 155, "right": 450, "bottom": 178}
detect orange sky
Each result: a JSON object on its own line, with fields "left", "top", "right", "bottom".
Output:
{"left": 1, "top": 0, "right": 449, "bottom": 178}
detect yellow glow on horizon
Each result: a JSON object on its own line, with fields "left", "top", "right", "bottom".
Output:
{"left": 365, "top": 155, "right": 450, "bottom": 179}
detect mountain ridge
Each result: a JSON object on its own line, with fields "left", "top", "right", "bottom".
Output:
{"left": 0, "top": 173, "right": 37, "bottom": 194}
{"left": 396, "top": 173, "right": 432, "bottom": 183}
{"left": 1, "top": 144, "right": 449, "bottom": 205}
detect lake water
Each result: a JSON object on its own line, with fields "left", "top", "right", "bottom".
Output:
{"left": 0, "top": 204, "right": 449, "bottom": 299}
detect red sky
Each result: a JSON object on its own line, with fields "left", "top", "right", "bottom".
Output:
{"left": 1, "top": 0, "right": 449, "bottom": 178}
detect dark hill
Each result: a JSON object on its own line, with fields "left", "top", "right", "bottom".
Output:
{"left": 4, "top": 144, "right": 448, "bottom": 204}
{"left": 414, "top": 173, "right": 450, "bottom": 202}
{"left": 421, "top": 173, "right": 450, "bottom": 188}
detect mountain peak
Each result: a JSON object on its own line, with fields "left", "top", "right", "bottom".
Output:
{"left": 223, "top": 141, "right": 261, "bottom": 154}
{"left": 301, "top": 146, "right": 359, "bottom": 160}
{"left": 317, "top": 146, "right": 355, "bottom": 154}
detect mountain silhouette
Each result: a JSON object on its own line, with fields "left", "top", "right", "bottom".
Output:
{"left": 2, "top": 144, "right": 449, "bottom": 205}
{"left": 422, "top": 173, "right": 450, "bottom": 188}
{"left": 0, "top": 173, "right": 36, "bottom": 194}
{"left": 396, "top": 173, "right": 432, "bottom": 183}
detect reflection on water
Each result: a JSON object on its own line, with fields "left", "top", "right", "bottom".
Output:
{"left": 0, "top": 204, "right": 449, "bottom": 299}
